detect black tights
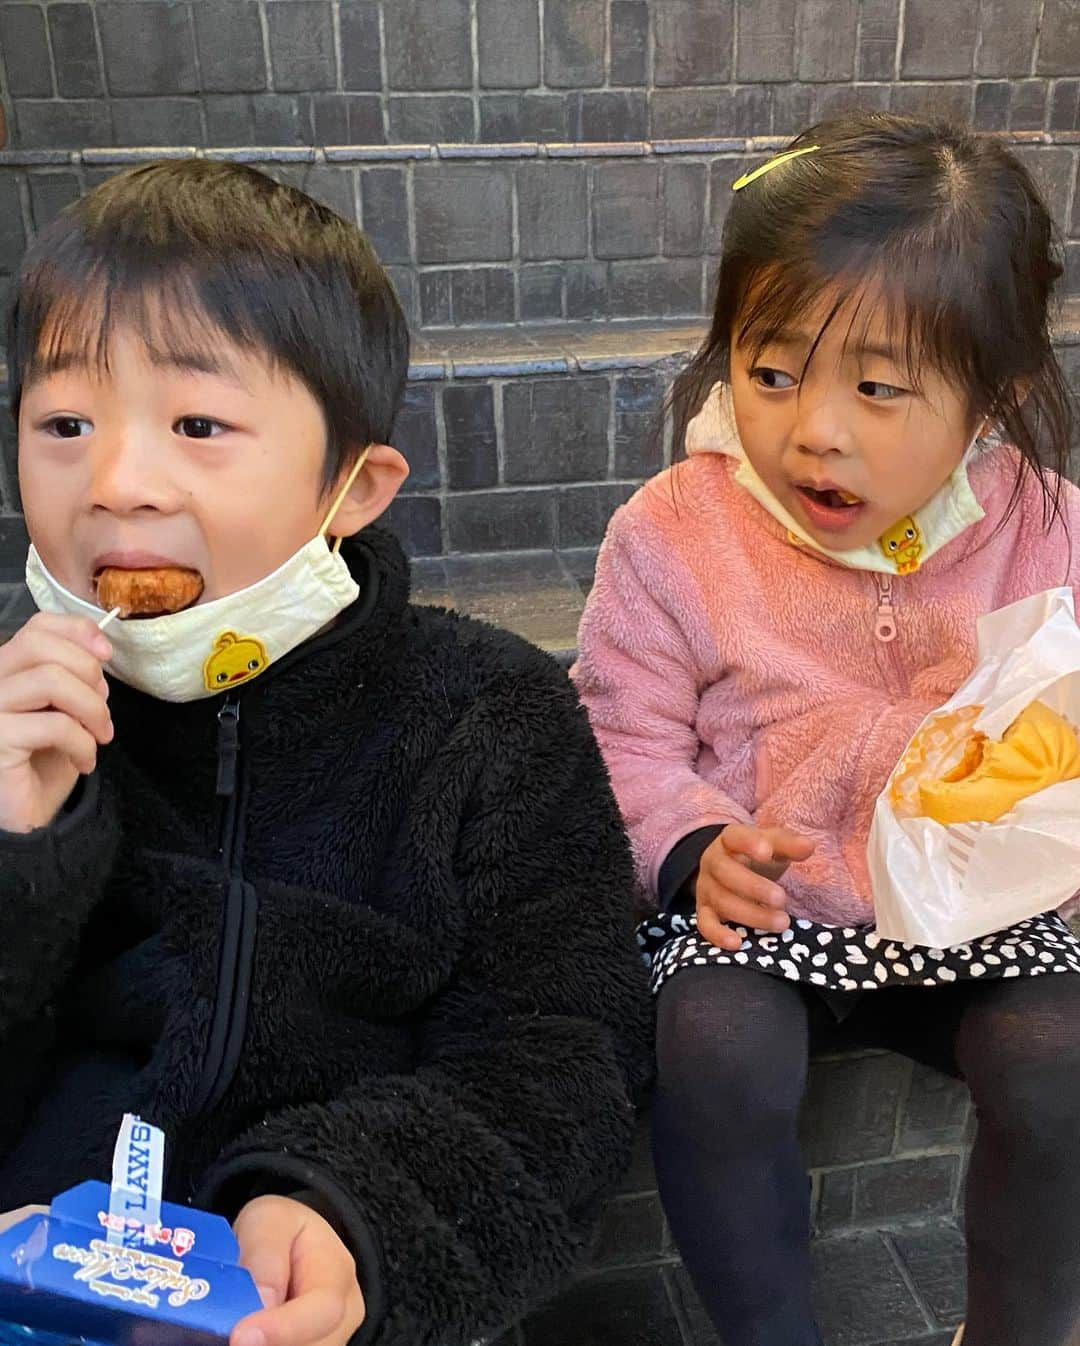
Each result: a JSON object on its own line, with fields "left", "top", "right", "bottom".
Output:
{"left": 653, "top": 966, "right": 1080, "bottom": 1346}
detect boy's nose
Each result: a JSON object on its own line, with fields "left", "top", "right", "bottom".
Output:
{"left": 89, "top": 437, "right": 170, "bottom": 513}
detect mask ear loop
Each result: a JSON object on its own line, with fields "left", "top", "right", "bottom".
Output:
{"left": 319, "top": 444, "right": 373, "bottom": 554}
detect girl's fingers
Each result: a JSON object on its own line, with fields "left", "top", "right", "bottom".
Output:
{"left": 700, "top": 885, "right": 791, "bottom": 935}
{"left": 0, "top": 667, "right": 112, "bottom": 743}
{"left": 704, "top": 851, "right": 788, "bottom": 909}
{"left": 696, "top": 904, "right": 745, "bottom": 951}
{"left": 763, "top": 827, "right": 816, "bottom": 861}
{"left": 718, "top": 823, "right": 774, "bottom": 865}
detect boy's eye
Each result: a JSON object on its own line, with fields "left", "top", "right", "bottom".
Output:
{"left": 45, "top": 416, "right": 93, "bottom": 439}
{"left": 175, "top": 416, "right": 227, "bottom": 439}
{"left": 751, "top": 367, "right": 797, "bottom": 390}
{"left": 858, "top": 380, "right": 905, "bottom": 400}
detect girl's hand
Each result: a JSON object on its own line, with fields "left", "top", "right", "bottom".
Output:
{"left": 694, "top": 824, "right": 816, "bottom": 952}
{"left": 0, "top": 613, "right": 113, "bottom": 834}
{"left": 231, "top": 1197, "right": 365, "bottom": 1346}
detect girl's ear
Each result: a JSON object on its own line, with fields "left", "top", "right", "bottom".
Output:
{"left": 979, "top": 378, "right": 1032, "bottom": 440}
{"left": 324, "top": 444, "right": 410, "bottom": 539}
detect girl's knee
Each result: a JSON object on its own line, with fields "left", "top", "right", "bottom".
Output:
{"left": 971, "top": 1057, "right": 1080, "bottom": 1154}
{"left": 654, "top": 968, "right": 808, "bottom": 1136}
{"left": 961, "top": 983, "right": 1080, "bottom": 1152}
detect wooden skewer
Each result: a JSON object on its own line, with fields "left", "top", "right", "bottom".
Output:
{"left": 97, "top": 606, "right": 122, "bottom": 632}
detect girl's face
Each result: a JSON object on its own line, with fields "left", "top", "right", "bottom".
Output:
{"left": 729, "top": 288, "right": 981, "bottom": 551}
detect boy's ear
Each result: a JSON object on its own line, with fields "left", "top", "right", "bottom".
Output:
{"left": 325, "top": 443, "right": 410, "bottom": 539}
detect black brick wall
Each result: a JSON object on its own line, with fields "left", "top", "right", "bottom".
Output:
{"left": 4, "top": 135, "right": 1080, "bottom": 331}
{"left": 2, "top": 0, "right": 1079, "bottom": 151}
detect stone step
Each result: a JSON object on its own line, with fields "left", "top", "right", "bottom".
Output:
{"left": 523, "top": 1223, "right": 961, "bottom": 1346}
{"left": 412, "top": 548, "right": 596, "bottom": 664}
{"left": 3, "top": 131, "right": 1080, "bottom": 327}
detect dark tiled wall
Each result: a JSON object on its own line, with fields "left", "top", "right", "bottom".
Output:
{"left": 4, "top": 136, "right": 1080, "bottom": 330}
{"left": 1, "top": 0, "right": 1079, "bottom": 150}
{"left": 373, "top": 358, "right": 678, "bottom": 558}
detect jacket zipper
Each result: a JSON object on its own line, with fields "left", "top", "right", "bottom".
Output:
{"left": 188, "top": 696, "right": 258, "bottom": 1119}
{"left": 873, "top": 574, "right": 907, "bottom": 692}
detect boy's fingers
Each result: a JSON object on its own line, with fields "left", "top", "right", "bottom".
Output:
{"left": 233, "top": 1202, "right": 294, "bottom": 1313}
{"left": 288, "top": 1214, "right": 366, "bottom": 1340}
{"left": 0, "top": 667, "right": 112, "bottom": 743}
{"left": 0, "top": 630, "right": 110, "bottom": 690}
{"left": 0, "top": 1207, "right": 48, "bottom": 1235}
{"left": 3, "top": 613, "right": 111, "bottom": 664}
{"left": 233, "top": 1287, "right": 348, "bottom": 1346}
{"left": 0, "top": 712, "right": 98, "bottom": 776}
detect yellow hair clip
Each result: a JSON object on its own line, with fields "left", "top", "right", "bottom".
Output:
{"left": 732, "top": 144, "right": 819, "bottom": 192}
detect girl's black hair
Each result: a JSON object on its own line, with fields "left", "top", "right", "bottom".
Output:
{"left": 6, "top": 158, "right": 409, "bottom": 492}
{"left": 671, "top": 113, "right": 1074, "bottom": 520}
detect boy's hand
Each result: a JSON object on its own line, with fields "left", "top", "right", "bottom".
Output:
{"left": 232, "top": 1196, "right": 365, "bottom": 1346}
{"left": 0, "top": 613, "right": 113, "bottom": 834}
{"left": 694, "top": 824, "right": 816, "bottom": 951}
{"left": 0, "top": 1206, "right": 48, "bottom": 1235}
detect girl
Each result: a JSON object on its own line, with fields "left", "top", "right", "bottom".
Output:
{"left": 573, "top": 114, "right": 1080, "bottom": 1346}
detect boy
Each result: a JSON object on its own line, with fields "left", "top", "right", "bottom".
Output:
{"left": 0, "top": 161, "right": 651, "bottom": 1346}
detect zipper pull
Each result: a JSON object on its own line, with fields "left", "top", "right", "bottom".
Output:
{"left": 216, "top": 700, "right": 240, "bottom": 797}
{"left": 875, "top": 575, "right": 898, "bottom": 643}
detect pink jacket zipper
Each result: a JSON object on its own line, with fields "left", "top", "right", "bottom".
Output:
{"left": 874, "top": 573, "right": 909, "bottom": 693}
{"left": 875, "top": 574, "right": 898, "bottom": 642}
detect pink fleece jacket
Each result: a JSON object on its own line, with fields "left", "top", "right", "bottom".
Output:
{"left": 572, "top": 442, "right": 1080, "bottom": 926}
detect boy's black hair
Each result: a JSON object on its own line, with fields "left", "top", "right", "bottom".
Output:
{"left": 670, "top": 113, "right": 1075, "bottom": 520}
{"left": 6, "top": 158, "right": 409, "bottom": 491}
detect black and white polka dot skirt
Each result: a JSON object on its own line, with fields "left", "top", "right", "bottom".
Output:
{"left": 638, "top": 910, "right": 1080, "bottom": 999}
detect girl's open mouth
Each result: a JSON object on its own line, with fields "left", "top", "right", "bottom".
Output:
{"left": 794, "top": 485, "right": 867, "bottom": 534}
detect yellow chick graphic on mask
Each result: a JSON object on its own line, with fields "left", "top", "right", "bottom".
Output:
{"left": 203, "top": 631, "right": 269, "bottom": 692}
{"left": 879, "top": 517, "right": 923, "bottom": 574}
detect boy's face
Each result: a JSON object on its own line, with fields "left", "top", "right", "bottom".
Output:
{"left": 20, "top": 325, "right": 356, "bottom": 605}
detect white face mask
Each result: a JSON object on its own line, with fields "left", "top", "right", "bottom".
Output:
{"left": 687, "top": 385, "right": 986, "bottom": 576}
{"left": 25, "top": 448, "right": 370, "bottom": 703}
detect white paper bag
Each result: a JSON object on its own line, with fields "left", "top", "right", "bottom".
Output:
{"left": 869, "top": 588, "right": 1080, "bottom": 947}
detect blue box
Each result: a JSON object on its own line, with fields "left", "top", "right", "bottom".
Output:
{"left": 0, "top": 1180, "right": 262, "bottom": 1346}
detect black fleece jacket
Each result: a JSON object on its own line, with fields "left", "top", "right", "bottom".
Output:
{"left": 0, "top": 528, "right": 652, "bottom": 1346}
